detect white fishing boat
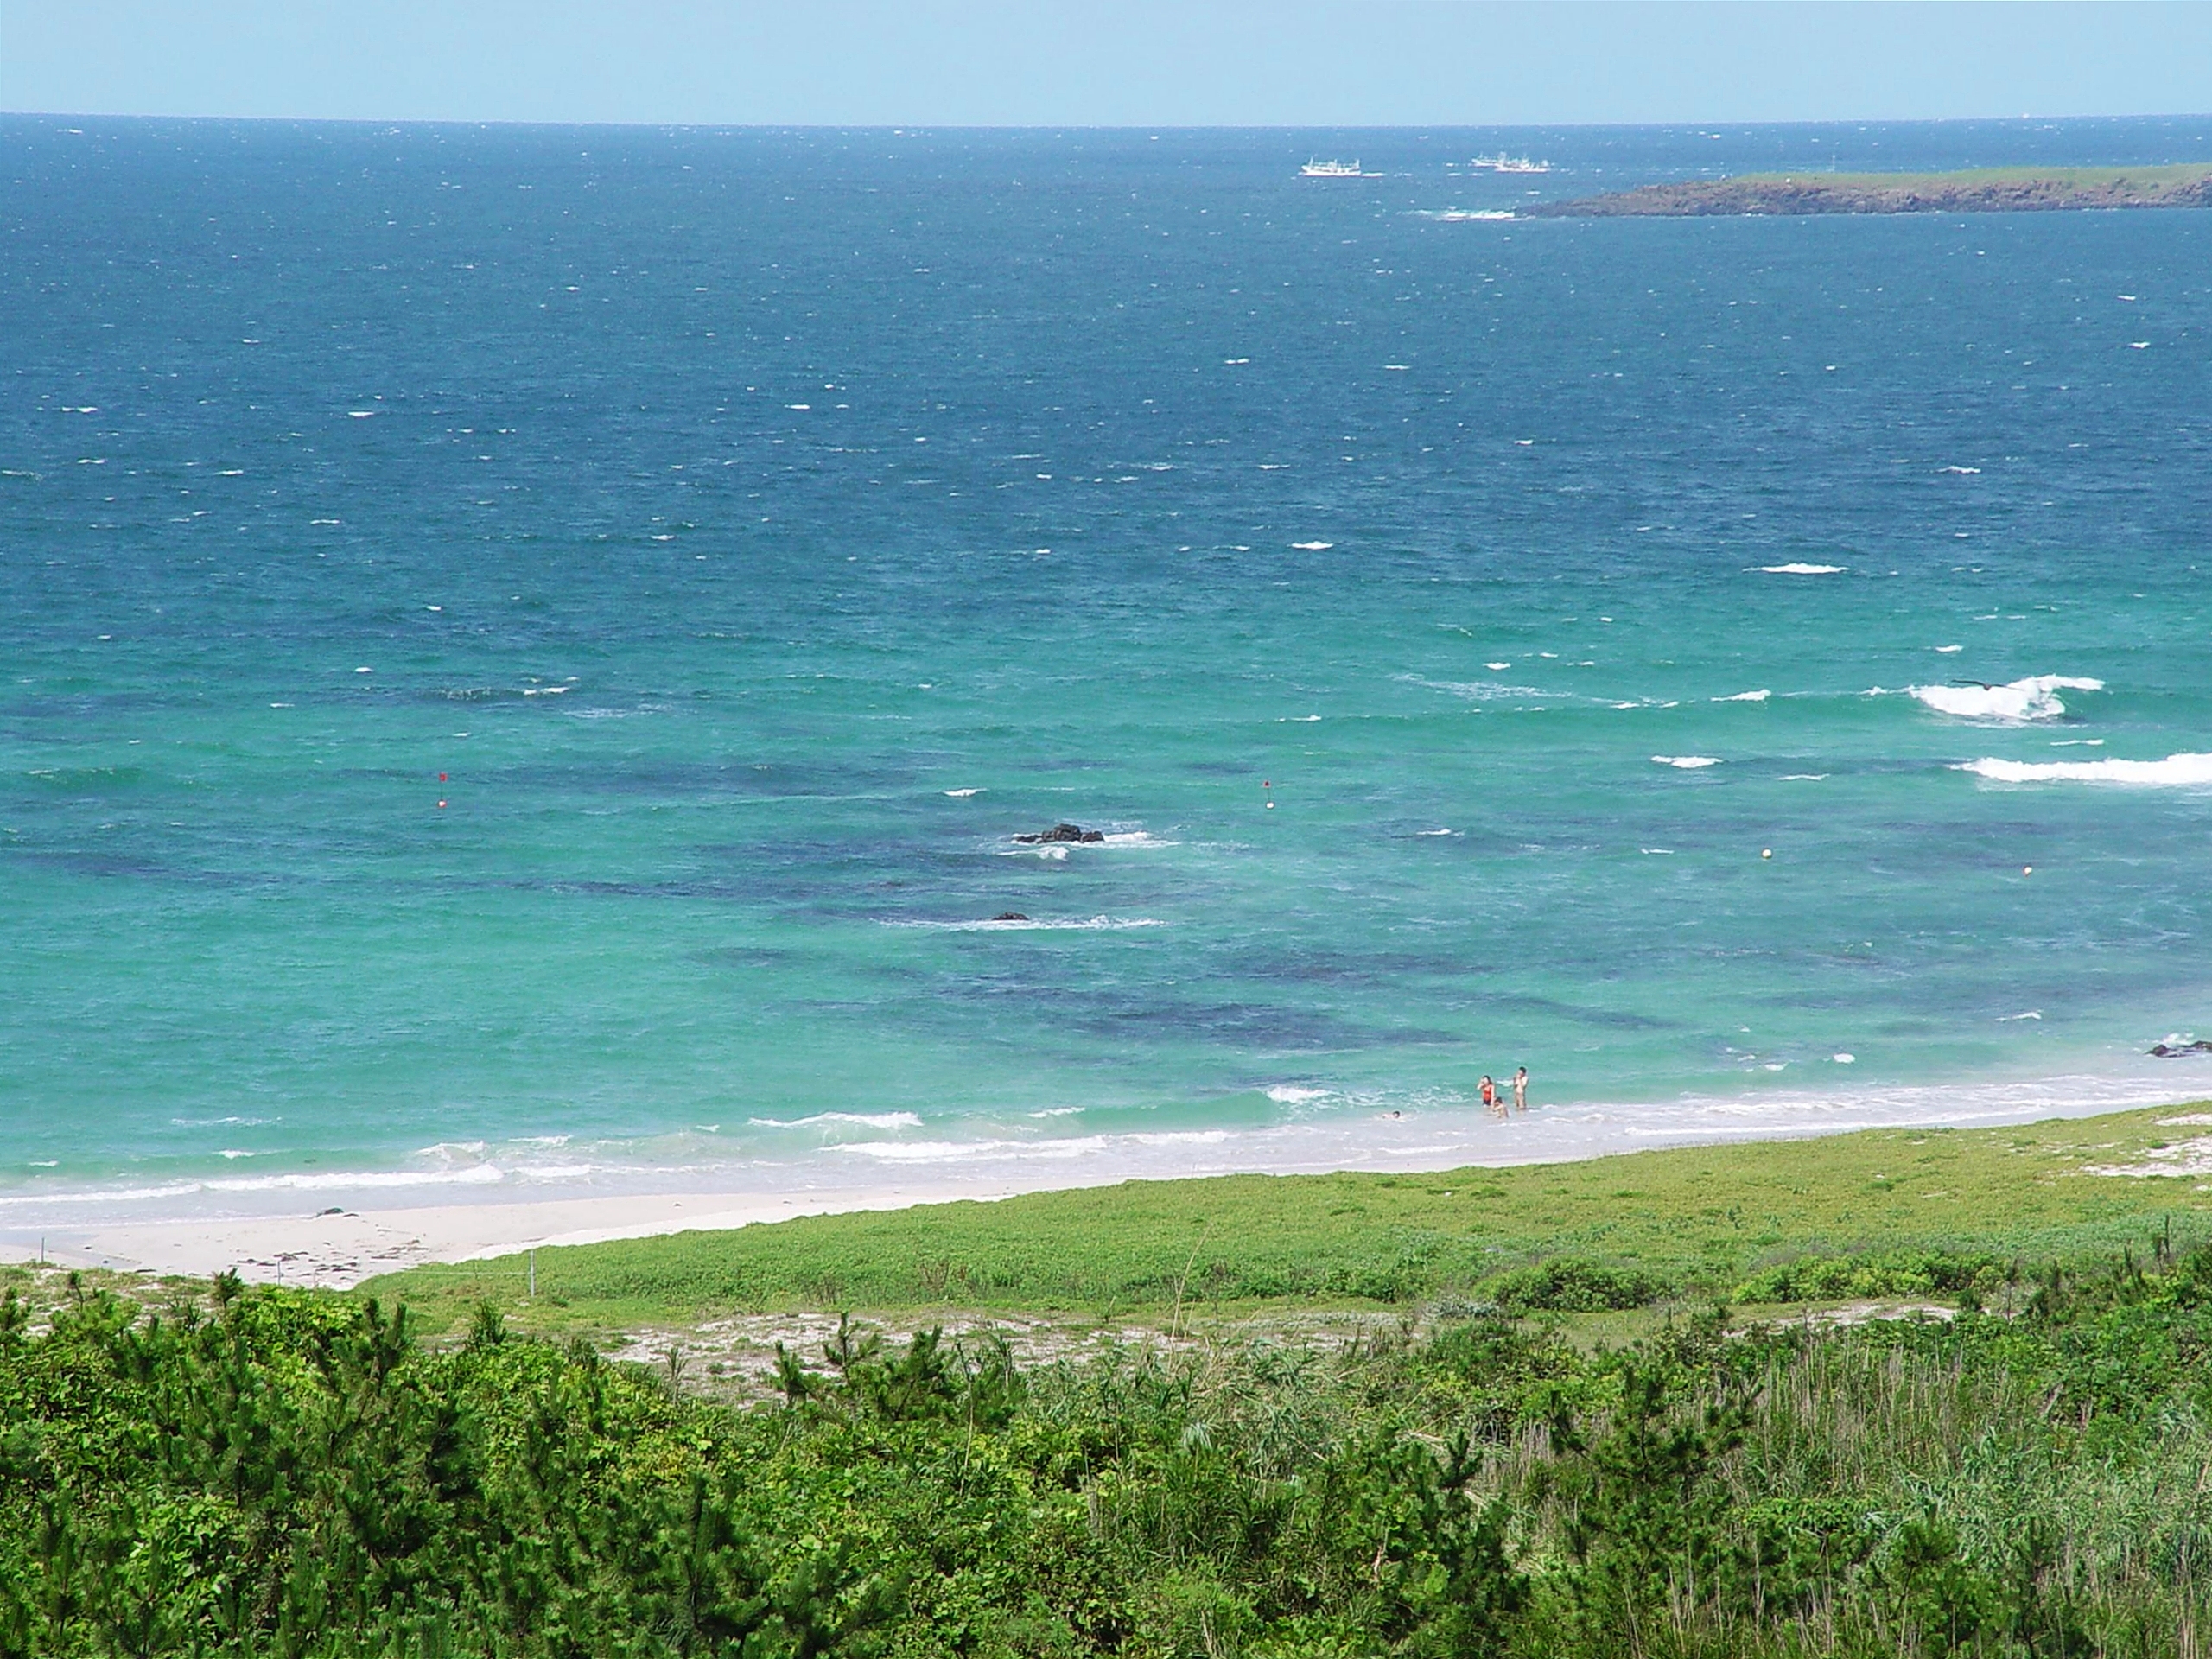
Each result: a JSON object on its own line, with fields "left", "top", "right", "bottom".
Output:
{"left": 1470, "top": 152, "right": 1551, "bottom": 174}
{"left": 1300, "top": 158, "right": 1365, "bottom": 178}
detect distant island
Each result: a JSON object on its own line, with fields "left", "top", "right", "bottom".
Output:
{"left": 1522, "top": 162, "right": 2212, "bottom": 218}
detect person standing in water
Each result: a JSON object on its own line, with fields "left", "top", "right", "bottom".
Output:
{"left": 1513, "top": 1067, "right": 1529, "bottom": 1112}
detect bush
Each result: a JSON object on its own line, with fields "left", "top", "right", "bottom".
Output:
{"left": 1482, "top": 1258, "right": 1672, "bottom": 1313}
{"left": 1732, "top": 1249, "right": 2003, "bottom": 1305}
{"left": 7, "top": 1240, "right": 2211, "bottom": 1657}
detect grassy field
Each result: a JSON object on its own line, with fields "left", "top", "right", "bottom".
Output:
{"left": 366, "top": 1103, "right": 2212, "bottom": 1335}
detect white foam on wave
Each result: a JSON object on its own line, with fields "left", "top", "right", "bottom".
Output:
{"left": 1265, "top": 1084, "right": 1332, "bottom": 1104}
{"left": 1716, "top": 689, "right": 1770, "bottom": 702}
{"left": 748, "top": 1111, "right": 925, "bottom": 1131}
{"left": 1100, "top": 830, "right": 1176, "bottom": 848}
{"left": 1291, "top": 540, "right": 1335, "bottom": 550}
{"left": 1652, "top": 755, "right": 1721, "bottom": 769}
{"left": 1402, "top": 675, "right": 1549, "bottom": 702}
{"left": 943, "top": 787, "right": 982, "bottom": 798}
{"left": 1960, "top": 753, "right": 2212, "bottom": 786}
{"left": 0, "top": 1164, "right": 508, "bottom": 1208}
{"left": 835, "top": 1129, "right": 1233, "bottom": 1165}
{"left": 1757, "top": 563, "right": 1846, "bottom": 575}
{"left": 517, "top": 1165, "right": 597, "bottom": 1183}
{"left": 893, "top": 915, "right": 1167, "bottom": 932}
{"left": 1910, "top": 675, "right": 2103, "bottom": 722}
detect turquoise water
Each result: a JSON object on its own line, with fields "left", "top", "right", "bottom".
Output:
{"left": 4, "top": 117, "right": 2211, "bottom": 1226}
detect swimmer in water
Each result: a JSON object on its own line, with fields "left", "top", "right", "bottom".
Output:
{"left": 1479, "top": 1075, "right": 1499, "bottom": 1114}
{"left": 1513, "top": 1067, "right": 1528, "bottom": 1112}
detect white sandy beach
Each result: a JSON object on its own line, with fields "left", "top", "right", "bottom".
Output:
{"left": 0, "top": 1177, "right": 1111, "bottom": 1291}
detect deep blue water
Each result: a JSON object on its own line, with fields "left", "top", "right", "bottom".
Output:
{"left": 3, "top": 116, "right": 2210, "bottom": 1223}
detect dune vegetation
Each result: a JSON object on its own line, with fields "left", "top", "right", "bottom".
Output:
{"left": 8, "top": 1228, "right": 2212, "bottom": 1654}
{"left": 11, "top": 1105, "right": 2212, "bottom": 1655}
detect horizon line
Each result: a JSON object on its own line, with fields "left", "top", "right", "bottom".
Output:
{"left": 9, "top": 110, "right": 2212, "bottom": 135}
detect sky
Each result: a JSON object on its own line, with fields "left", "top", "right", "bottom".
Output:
{"left": 3, "top": 1, "right": 2210, "bottom": 128}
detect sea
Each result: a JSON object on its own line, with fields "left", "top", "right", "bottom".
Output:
{"left": 4, "top": 115, "right": 2211, "bottom": 1241}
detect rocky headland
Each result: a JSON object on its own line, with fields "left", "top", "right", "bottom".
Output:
{"left": 1522, "top": 164, "right": 2212, "bottom": 218}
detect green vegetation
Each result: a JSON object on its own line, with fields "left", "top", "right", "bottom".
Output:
{"left": 372, "top": 1107, "right": 2212, "bottom": 1334}
{"left": 15, "top": 1106, "right": 2212, "bottom": 1654}
{"left": 15, "top": 1233, "right": 2212, "bottom": 1654}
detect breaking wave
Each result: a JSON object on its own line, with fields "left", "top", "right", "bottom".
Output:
{"left": 1960, "top": 753, "right": 2212, "bottom": 786}
{"left": 1910, "top": 675, "right": 2103, "bottom": 722}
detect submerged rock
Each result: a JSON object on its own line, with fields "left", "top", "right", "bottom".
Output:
{"left": 989, "top": 912, "right": 1030, "bottom": 922}
{"left": 2151, "top": 1039, "right": 2212, "bottom": 1058}
{"left": 1013, "top": 823, "right": 1105, "bottom": 844}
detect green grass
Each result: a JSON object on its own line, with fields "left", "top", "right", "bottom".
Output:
{"left": 366, "top": 1104, "right": 2212, "bottom": 1334}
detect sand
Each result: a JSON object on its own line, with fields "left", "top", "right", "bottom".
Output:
{"left": 0, "top": 1175, "right": 1128, "bottom": 1290}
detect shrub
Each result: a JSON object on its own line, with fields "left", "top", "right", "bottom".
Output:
{"left": 1732, "top": 1249, "right": 2003, "bottom": 1305}
{"left": 1483, "top": 1258, "right": 1671, "bottom": 1313}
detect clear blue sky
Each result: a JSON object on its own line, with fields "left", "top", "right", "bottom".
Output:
{"left": 4, "top": 2, "right": 2209, "bottom": 127}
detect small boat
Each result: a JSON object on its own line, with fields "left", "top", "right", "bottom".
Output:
{"left": 1300, "top": 158, "right": 1365, "bottom": 178}
{"left": 1470, "top": 152, "right": 1551, "bottom": 174}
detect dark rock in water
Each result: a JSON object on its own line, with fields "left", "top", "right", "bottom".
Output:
{"left": 1014, "top": 823, "right": 1105, "bottom": 844}
{"left": 989, "top": 912, "right": 1030, "bottom": 922}
{"left": 2151, "top": 1039, "right": 2212, "bottom": 1058}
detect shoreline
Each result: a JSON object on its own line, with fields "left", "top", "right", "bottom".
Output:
{"left": 9, "top": 1068, "right": 2205, "bottom": 1289}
